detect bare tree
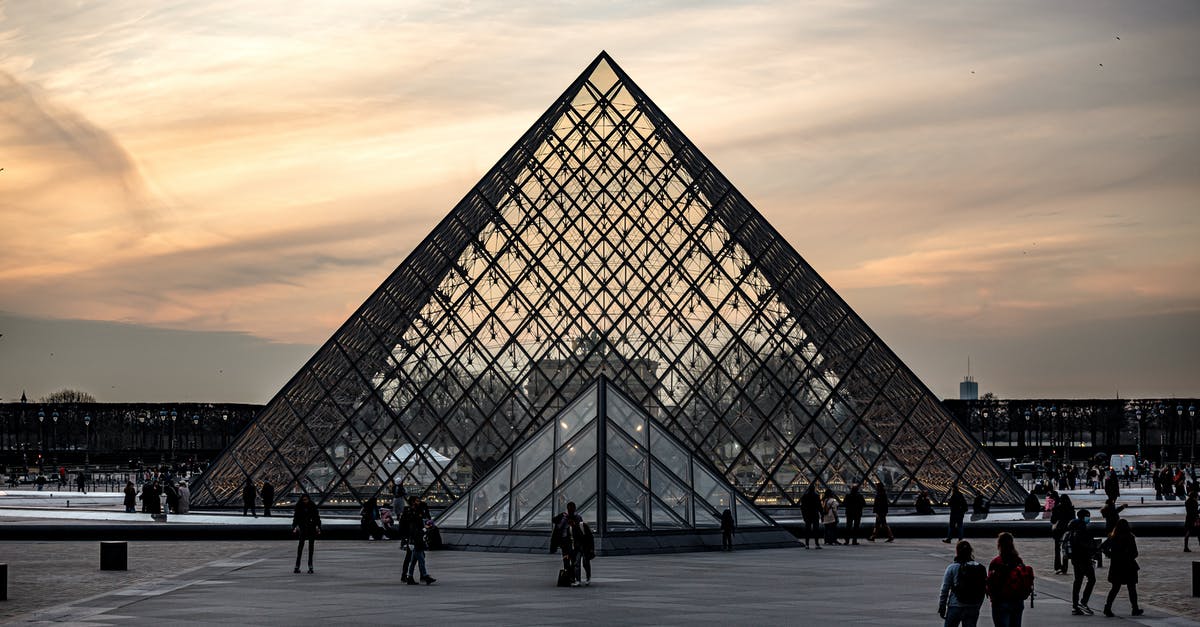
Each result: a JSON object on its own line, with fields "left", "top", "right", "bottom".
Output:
{"left": 39, "top": 389, "right": 97, "bottom": 404}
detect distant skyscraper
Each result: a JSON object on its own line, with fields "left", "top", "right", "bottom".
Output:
{"left": 960, "top": 377, "right": 979, "bottom": 401}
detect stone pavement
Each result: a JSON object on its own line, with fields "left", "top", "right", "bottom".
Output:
{"left": 3, "top": 536, "right": 1199, "bottom": 626}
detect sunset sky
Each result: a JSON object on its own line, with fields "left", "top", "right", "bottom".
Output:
{"left": 1, "top": 0, "right": 1197, "bottom": 403}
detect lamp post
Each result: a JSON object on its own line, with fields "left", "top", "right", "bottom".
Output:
{"left": 1135, "top": 407, "right": 1143, "bottom": 461}
{"left": 37, "top": 409, "right": 45, "bottom": 472}
{"left": 192, "top": 414, "right": 200, "bottom": 449}
{"left": 83, "top": 414, "right": 92, "bottom": 467}
{"left": 222, "top": 411, "right": 229, "bottom": 448}
{"left": 1158, "top": 404, "right": 1167, "bottom": 465}
{"left": 1023, "top": 408, "right": 1031, "bottom": 461}
{"left": 138, "top": 413, "right": 146, "bottom": 451}
{"left": 1190, "top": 405, "right": 1197, "bottom": 465}
{"left": 1177, "top": 405, "right": 1185, "bottom": 464}
{"left": 170, "top": 409, "right": 177, "bottom": 462}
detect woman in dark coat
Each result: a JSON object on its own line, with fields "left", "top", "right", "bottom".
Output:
{"left": 123, "top": 481, "right": 137, "bottom": 513}
{"left": 1101, "top": 518, "right": 1143, "bottom": 617}
{"left": 292, "top": 494, "right": 321, "bottom": 573}
{"left": 1051, "top": 492, "right": 1075, "bottom": 574}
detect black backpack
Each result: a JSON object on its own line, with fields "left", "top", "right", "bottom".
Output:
{"left": 954, "top": 562, "right": 988, "bottom": 605}
{"left": 1061, "top": 529, "right": 1077, "bottom": 560}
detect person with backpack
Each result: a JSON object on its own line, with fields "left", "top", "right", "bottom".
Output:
{"left": 1104, "top": 469, "right": 1120, "bottom": 501}
{"left": 574, "top": 520, "right": 596, "bottom": 585}
{"left": 552, "top": 501, "right": 585, "bottom": 585}
{"left": 1064, "top": 509, "right": 1097, "bottom": 615}
{"left": 938, "top": 540, "right": 987, "bottom": 626}
{"left": 867, "top": 482, "right": 894, "bottom": 542}
{"left": 986, "top": 532, "right": 1034, "bottom": 627}
{"left": 1049, "top": 492, "right": 1074, "bottom": 574}
{"left": 943, "top": 485, "right": 968, "bottom": 544}
{"left": 1100, "top": 518, "right": 1142, "bottom": 617}
{"left": 843, "top": 484, "right": 866, "bottom": 545}
{"left": 799, "top": 484, "right": 822, "bottom": 549}
{"left": 821, "top": 489, "right": 840, "bottom": 546}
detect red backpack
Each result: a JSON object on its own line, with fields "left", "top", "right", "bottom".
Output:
{"left": 988, "top": 560, "right": 1035, "bottom": 603}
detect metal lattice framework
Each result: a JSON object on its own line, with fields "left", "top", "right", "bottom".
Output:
{"left": 192, "top": 52, "right": 1025, "bottom": 509}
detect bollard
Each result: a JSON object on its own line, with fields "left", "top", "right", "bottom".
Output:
{"left": 1, "top": 562, "right": 7, "bottom": 601}
{"left": 100, "top": 541, "right": 128, "bottom": 571}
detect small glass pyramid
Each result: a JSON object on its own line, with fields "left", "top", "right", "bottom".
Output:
{"left": 437, "top": 376, "right": 774, "bottom": 534}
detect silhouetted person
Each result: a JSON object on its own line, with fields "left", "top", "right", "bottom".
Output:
{"left": 719, "top": 508, "right": 735, "bottom": 551}
{"left": 800, "top": 484, "right": 822, "bottom": 549}
{"left": 868, "top": 483, "right": 893, "bottom": 542}
{"left": 1101, "top": 519, "right": 1142, "bottom": 617}
{"left": 261, "top": 481, "right": 275, "bottom": 517}
{"left": 242, "top": 478, "right": 257, "bottom": 517}
{"left": 76, "top": 471, "right": 86, "bottom": 494}
{"left": 943, "top": 486, "right": 967, "bottom": 543}
{"left": 844, "top": 484, "right": 865, "bottom": 545}
{"left": 292, "top": 494, "right": 321, "bottom": 574}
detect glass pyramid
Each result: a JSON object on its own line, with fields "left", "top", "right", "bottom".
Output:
{"left": 437, "top": 377, "right": 775, "bottom": 535}
{"left": 192, "top": 52, "right": 1025, "bottom": 510}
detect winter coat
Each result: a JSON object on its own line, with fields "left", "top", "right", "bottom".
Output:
{"left": 948, "top": 492, "right": 968, "bottom": 519}
{"left": 123, "top": 485, "right": 137, "bottom": 509}
{"left": 177, "top": 486, "right": 190, "bottom": 514}
{"left": 293, "top": 499, "right": 322, "bottom": 537}
{"left": 242, "top": 482, "right": 256, "bottom": 505}
{"left": 800, "top": 490, "right": 821, "bottom": 522}
{"left": 873, "top": 490, "right": 890, "bottom": 516}
{"left": 844, "top": 491, "right": 866, "bottom": 518}
{"left": 1103, "top": 534, "right": 1139, "bottom": 585}
{"left": 1065, "top": 519, "right": 1094, "bottom": 564}
{"left": 1050, "top": 499, "right": 1075, "bottom": 538}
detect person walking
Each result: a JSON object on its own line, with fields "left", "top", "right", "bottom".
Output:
{"left": 938, "top": 540, "right": 987, "bottom": 627}
{"left": 76, "top": 471, "right": 87, "bottom": 494}
{"left": 1099, "top": 497, "right": 1125, "bottom": 536}
{"left": 177, "top": 481, "right": 190, "bottom": 514}
{"left": 575, "top": 520, "right": 596, "bottom": 585}
{"left": 292, "top": 494, "right": 321, "bottom": 574}
{"left": 800, "top": 484, "right": 822, "bottom": 549}
{"left": 261, "top": 481, "right": 274, "bottom": 517}
{"left": 1101, "top": 519, "right": 1142, "bottom": 617}
{"left": 943, "top": 485, "right": 967, "bottom": 544}
{"left": 719, "top": 508, "right": 735, "bottom": 551}
{"left": 844, "top": 484, "right": 866, "bottom": 545}
{"left": 1104, "top": 470, "right": 1120, "bottom": 502}
{"left": 164, "top": 480, "right": 180, "bottom": 514}
{"left": 361, "top": 497, "right": 384, "bottom": 540}
{"left": 242, "top": 478, "right": 257, "bottom": 517}
{"left": 822, "top": 489, "right": 840, "bottom": 546}
{"left": 986, "top": 532, "right": 1033, "bottom": 627}
{"left": 1087, "top": 466, "right": 1099, "bottom": 494}
{"left": 868, "top": 483, "right": 894, "bottom": 542}
{"left": 123, "top": 481, "right": 137, "bottom": 513}
{"left": 1184, "top": 487, "right": 1198, "bottom": 552}
{"left": 1050, "top": 492, "right": 1074, "bottom": 574}
{"left": 403, "top": 498, "right": 436, "bottom": 585}
{"left": 1065, "top": 509, "right": 1097, "bottom": 615}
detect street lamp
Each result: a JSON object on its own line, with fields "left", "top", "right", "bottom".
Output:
{"left": 1023, "top": 409, "right": 1031, "bottom": 461}
{"left": 1190, "top": 405, "right": 1197, "bottom": 465}
{"left": 1135, "top": 407, "right": 1143, "bottom": 461}
{"left": 192, "top": 414, "right": 200, "bottom": 449}
{"left": 37, "top": 409, "right": 45, "bottom": 471}
{"left": 1159, "top": 404, "right": 1167, "bottom": 465}
{"left": 222, "top": 411, "right": 229, "bottom": 448}
{"left": 83, "top": 414, "right": 92, "bottom": 466}
{"left": 138, "top": 412, "right": 146, "bottom": 450}
{"left": 170, "top": 409, "right": 177, "bottom": 462}
{"left": 51, "top": 410, "right": 59, "bottom": 455}
{"left": 1178, "top": 405, "right": 1185, "bottom": 464}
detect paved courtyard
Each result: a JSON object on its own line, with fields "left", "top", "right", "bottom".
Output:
{"left": 3, "top": 535, "right": 1199, "bottom": 626}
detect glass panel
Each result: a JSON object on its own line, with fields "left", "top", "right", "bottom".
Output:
{"left": 734, "top": 495, "right": 771, "bottom": 527}
{"left": 514, "top": 424, "right": 554, "bottom": 483}
{"left": 439, "top": 498, "right": 468, "bottom": 527}
{"left": 693, "top": 459, "right": 732, "bottom": 513}
{"left": 512, "top": 462, "right": 553, "bottom": 525}
{"left": 515, "top": 498, "right": 553, "bottom": 530}
{"left": 473, "top": 498, "right": 510, "bottom": 528}
{"left": 607, "top": 389, "right": 646, "bottom": 443}
{"left": 651, "top": 463, "right": 690, "bottom": 523}
{"left": 693, "top": 501, "right": 723, "bottom": 528}
{"left": 605, "top": 499, "right": 641, "bottom": 532}
{"left": 607, "top": 465, "right": 648, "bottom": 525}
{"left": 555, "top": 423, "right": 596, "bottom": 486}
{"left": 607, "top": 429, "right": 648, "bottom": 483}
{"left": 576, "top": 501, "right": 597, "bottom": 529}
{"left": 650, "top": 424, "right": 689, "bottom": 482}
{"left": 555, "top": 388, "right": 598, "bottom": 447}
{"left": 651, "top": 499, "right": 686, "bottom": 529}
{"left": 554, "top": 459, "right": 597, "bottom": 515}
{"left": 469, "top": 459, "right": 511, "bottom": 526}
